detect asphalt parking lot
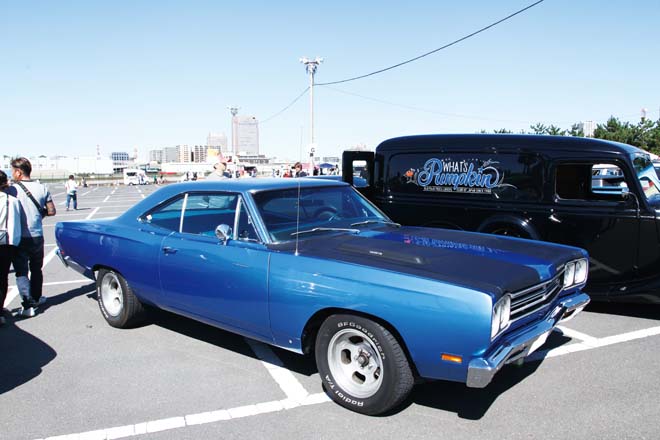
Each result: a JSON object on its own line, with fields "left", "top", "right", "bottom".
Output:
{"left": 1, "top": 184, "right": 659, "bottom": 440}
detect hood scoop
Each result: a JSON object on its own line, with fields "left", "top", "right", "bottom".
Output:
{"left": 337, "top": 241, "right": 427, "bottom": 266}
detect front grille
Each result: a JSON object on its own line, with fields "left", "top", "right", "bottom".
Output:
{"left": 509, "top": 271, "right": 564, "bottom": 322}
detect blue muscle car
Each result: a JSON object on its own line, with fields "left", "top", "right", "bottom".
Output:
{"left": 55, "top": 179, "right": 590, "bottom": 415}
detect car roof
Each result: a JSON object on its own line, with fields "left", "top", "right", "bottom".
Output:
{"left": 118, "top": 178, "right": 347, "bottom": 221}
{"left": 376, "top": 134, "right": 643, "bottom": 155}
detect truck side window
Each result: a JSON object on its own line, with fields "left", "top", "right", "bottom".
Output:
{"left": 556, "top": 163, "right": 628, "bottom": 201}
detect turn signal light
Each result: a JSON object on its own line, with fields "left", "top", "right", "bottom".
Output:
{"left": 441, "top": 354, "right": 463, "bottom": 364}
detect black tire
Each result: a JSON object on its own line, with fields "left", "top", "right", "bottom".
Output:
{"left": 315, "top": 314, "right": 414, "bottom": 415}
{"left": 488, "top": 225, "right": 528, "bottom": 238}
{"left": 96, "top": 269, "right": 144, "bottom": 328}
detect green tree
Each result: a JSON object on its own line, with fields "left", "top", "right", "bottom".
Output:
{"left": 493, "top": 128, "right": 513, "bottom": 134}
{"left": 529, "top": 123, "right": 547, "bottom": 135}
{"left": 568, "top": 123, "right": 584, "bottom": 137}
{"left": 546, "top": 125, "right": 566, "bottom": 136}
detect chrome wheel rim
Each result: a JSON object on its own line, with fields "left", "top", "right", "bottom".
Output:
{"left": 100, "top": 273, "right": 123, "bottom": 317}
{"left": 327, "top": 328, "right": 383, "bottom": 398}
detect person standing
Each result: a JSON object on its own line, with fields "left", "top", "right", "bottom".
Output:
{"left": 206, "top": 162, "right": 231, "bottom": 180}
{"left": 293, "top": 162, "right": 308, "bottom": 177}
{"left": 8, "top": 157, "right": 56, "bottom": 317}
{"left": 64, "top": 174, "right": 78, "bottom": 211}
{"left": 0, "top": 170, "right": 22, "bottom": 326}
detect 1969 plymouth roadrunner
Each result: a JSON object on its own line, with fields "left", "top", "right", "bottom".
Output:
{"left": 56, "top": 179, "right": 590, "bottom": 415}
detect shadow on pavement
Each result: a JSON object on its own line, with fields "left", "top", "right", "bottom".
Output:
{"left": 144, "top": 308, "right": 317, "bottom": 376}
{"left": 0, "top": 317, "right": 57, "bottom": 395}
{"left": 39, "top": 282, "right": 96, "bottom": 313}
{"left": 585, "top": 301, "right": 660, "bottom": 320}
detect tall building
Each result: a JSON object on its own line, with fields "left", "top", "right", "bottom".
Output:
{"left": 162, "top": 147, "right": 178, "bottom": 163}
{"left": 192, "top": 145, "right": 207, "bottom": 163}
{"left": 581, "top": 120, "right": 596, "bottom": 137}
{"left": 149, "top": 149, "right": 163, "bottom": 163}
{"left": 177, "top": 145, "right": 191, "bottom": 163}
{"left": 207, "top": 133, "right": 228, "bottom": 153}
{"left": 232, "top": 115, "right": 259, "bottom": 155}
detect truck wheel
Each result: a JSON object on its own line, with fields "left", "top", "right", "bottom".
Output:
{"left": 315, "top": 314, "right": 414, "bottom": 415}
{"left": 489, "top": 225, "right": 528, "bottom": 238}
{"left": 96, "top": 269, "right": 144, "bottom": 328}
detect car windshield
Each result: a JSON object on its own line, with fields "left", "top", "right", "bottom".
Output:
{"left": 631, "top": 153, "right": 660, "bottom": 204}
{"left": 252, "top": 185, "right": 390, "bottom": 242}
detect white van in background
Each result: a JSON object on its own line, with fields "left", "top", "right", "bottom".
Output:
{"left": 123, "top": 168, "right": 146, "bottom": 185}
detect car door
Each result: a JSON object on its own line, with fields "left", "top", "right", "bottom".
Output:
{"left": 157, "top": 192, "right": 271, "bottom": 340}
{"left": 547, "top": 161, "right": 639, "bottom": 289}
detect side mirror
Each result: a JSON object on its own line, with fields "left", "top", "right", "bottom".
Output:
{"left": 215, "top": 224, "right": 232, "bottom": 244}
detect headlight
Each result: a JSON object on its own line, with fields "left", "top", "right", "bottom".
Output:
{"left": 563, "top": 262, "right": 575, "bottom": 288}
{"left": 491, "top": 294, "right": 511, "bottom": 340}
{"left": 574, "top": 259, "right": 588, "bottom": 284}
{"left": 563, "top": 258, "right": 588, "bottom": 289}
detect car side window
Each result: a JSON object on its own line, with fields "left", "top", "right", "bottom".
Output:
{"left": 236, "top": 199, "right": 260, "bottom": 242}
{"left": 144, "top": 196, "right": 185, "bottom": 231}
{"left": 181, "top": 194, "right": 238, "bottom": 235}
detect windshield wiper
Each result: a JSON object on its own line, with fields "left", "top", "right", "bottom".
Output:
{"left": 291, "top": 227, "right": 360, "bottom": 237}
{"left": 350, "top": 219, "right": 401, "bottom": 228}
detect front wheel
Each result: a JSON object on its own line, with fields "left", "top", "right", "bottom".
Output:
{"left": 96, "top": 269, "right": 144, "bottom": 328}
{"left": 315, "top": 314, "right": 414, "bottom": 415}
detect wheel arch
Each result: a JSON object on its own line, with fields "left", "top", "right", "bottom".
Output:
{"left": 300, "top": 307, "right": 421, "bottom": 379}
{"left": 477, "top": 214, "right": 540, "bottom": 240}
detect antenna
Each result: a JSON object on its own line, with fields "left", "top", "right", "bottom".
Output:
{"left": 294, "top": 179, "right": 302, "bottom": 256}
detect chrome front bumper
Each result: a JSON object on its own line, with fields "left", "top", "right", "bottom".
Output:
{"left": 466, "top": 292, "right": 590, "bottom": 388}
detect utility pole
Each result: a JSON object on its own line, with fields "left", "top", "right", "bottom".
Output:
{"left": 299, "top": 57, "right": 323, "bottom": 154}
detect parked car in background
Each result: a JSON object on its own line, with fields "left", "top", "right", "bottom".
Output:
{"left": 56, "top": 179, "right": 589, "bottom": 415}
{"left": 343, "top": 134, "right": 660, "bottom": 303}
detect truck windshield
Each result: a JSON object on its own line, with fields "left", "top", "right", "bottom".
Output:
{"left": 631, "top": 153, "right": 660, "bottom": 203}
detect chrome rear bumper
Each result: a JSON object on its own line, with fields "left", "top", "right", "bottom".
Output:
{"left": 466, "top": 292, "right": 590, "bottom": 388}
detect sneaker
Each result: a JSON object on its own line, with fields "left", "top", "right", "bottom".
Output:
{"left": 20, "top": 306, "right": 36, "bottom": 318}
{"left": 37, "top": 296, "right": 47, "bottom": 306}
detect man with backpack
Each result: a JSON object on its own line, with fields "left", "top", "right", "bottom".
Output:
{"left": 8, "top": 158, "right": 56, "bottom": 317}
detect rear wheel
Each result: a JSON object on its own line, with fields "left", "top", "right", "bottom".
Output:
{"left": 315, "top": 314, "right": 413, "bottom": 415}
{"left": 488, "top": 225, "right": 528, "bottom": 238}
{"left": 96, "top": 269, "right": 144, "bottom": 328}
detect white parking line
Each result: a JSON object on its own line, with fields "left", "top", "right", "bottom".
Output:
{"left": 245, "top": 339, "right": 310, "bottom": 401}
{"left": 528, "top": 325, "right": 660, "bottom": 361}
{"left": 556, "top": 326, "right": 599, "bottom": 345}
{"left": 103, "top": 195, "right": 110, "bottom": 203}
{"left": 38, "top": 393, "right": 330, "bottom": 440}
{"left": 86, "top": 207, "right": 100, "bottom": 219}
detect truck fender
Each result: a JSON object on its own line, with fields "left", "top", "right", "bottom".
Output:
{"left": 477, "top": 215, "right": 540, "bottom": 240}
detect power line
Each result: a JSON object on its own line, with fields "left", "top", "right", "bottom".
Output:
{"left": 316, "top": 0, "right": 545, "bottom": 86}
{"left": 260, "top": 87, "right": 310, "bottom": 124}
{"left": 323, "top": 85, "right": 533, "bottom": 124}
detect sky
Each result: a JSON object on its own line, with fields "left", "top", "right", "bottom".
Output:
{"left": 1, "top": 0, "right": 659, "bottom": 161}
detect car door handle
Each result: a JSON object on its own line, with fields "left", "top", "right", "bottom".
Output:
{"left": 162, "top": 246, "right": 178, "bottom": 254}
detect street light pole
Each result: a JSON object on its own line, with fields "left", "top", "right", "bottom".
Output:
{"left": 299, "top": 56, "right": 323, "bottom": 149}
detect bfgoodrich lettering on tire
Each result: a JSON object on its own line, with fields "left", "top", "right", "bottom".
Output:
{"left": 315, "top": 314, "right": 413, "bottom": 415}
{"left": 96, "top": 269, "right": 144, "bottom": 328}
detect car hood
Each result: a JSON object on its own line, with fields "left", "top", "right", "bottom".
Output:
{"left": 269, "top": 226, "right": 585, "bottom": 299}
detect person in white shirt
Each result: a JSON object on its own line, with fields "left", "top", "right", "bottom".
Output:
{"left": 64, "top": 174, "right": 78, "bottom": 211}
{"left": 0, "top": 170, "right": 22, "bottom": 325}
{"left": 8, "top": 157, "right": 56, "bottom": 317}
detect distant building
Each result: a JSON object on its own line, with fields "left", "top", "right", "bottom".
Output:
{"left": 162, "top": 147, "right": 178, "bottom": 163}
{"left": 232, "top": 115, "right": 259, "bottom": 155}
{"left": 176, "top": 145, "right": 191, "bottom": 163}
{"left": 192, "top": 145, "right": 207, "bottom": 163}
{"left": 111, "top": 151, "right": 130, "bottom": 173}
{"left": 580, "top": 121, "right": 596, "bottom": 137}
{"left": 149, "top": 149, "right": 163, "bottom": 163}
{"left": 207, "top": 133, "right": 228, "bottom": 153}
